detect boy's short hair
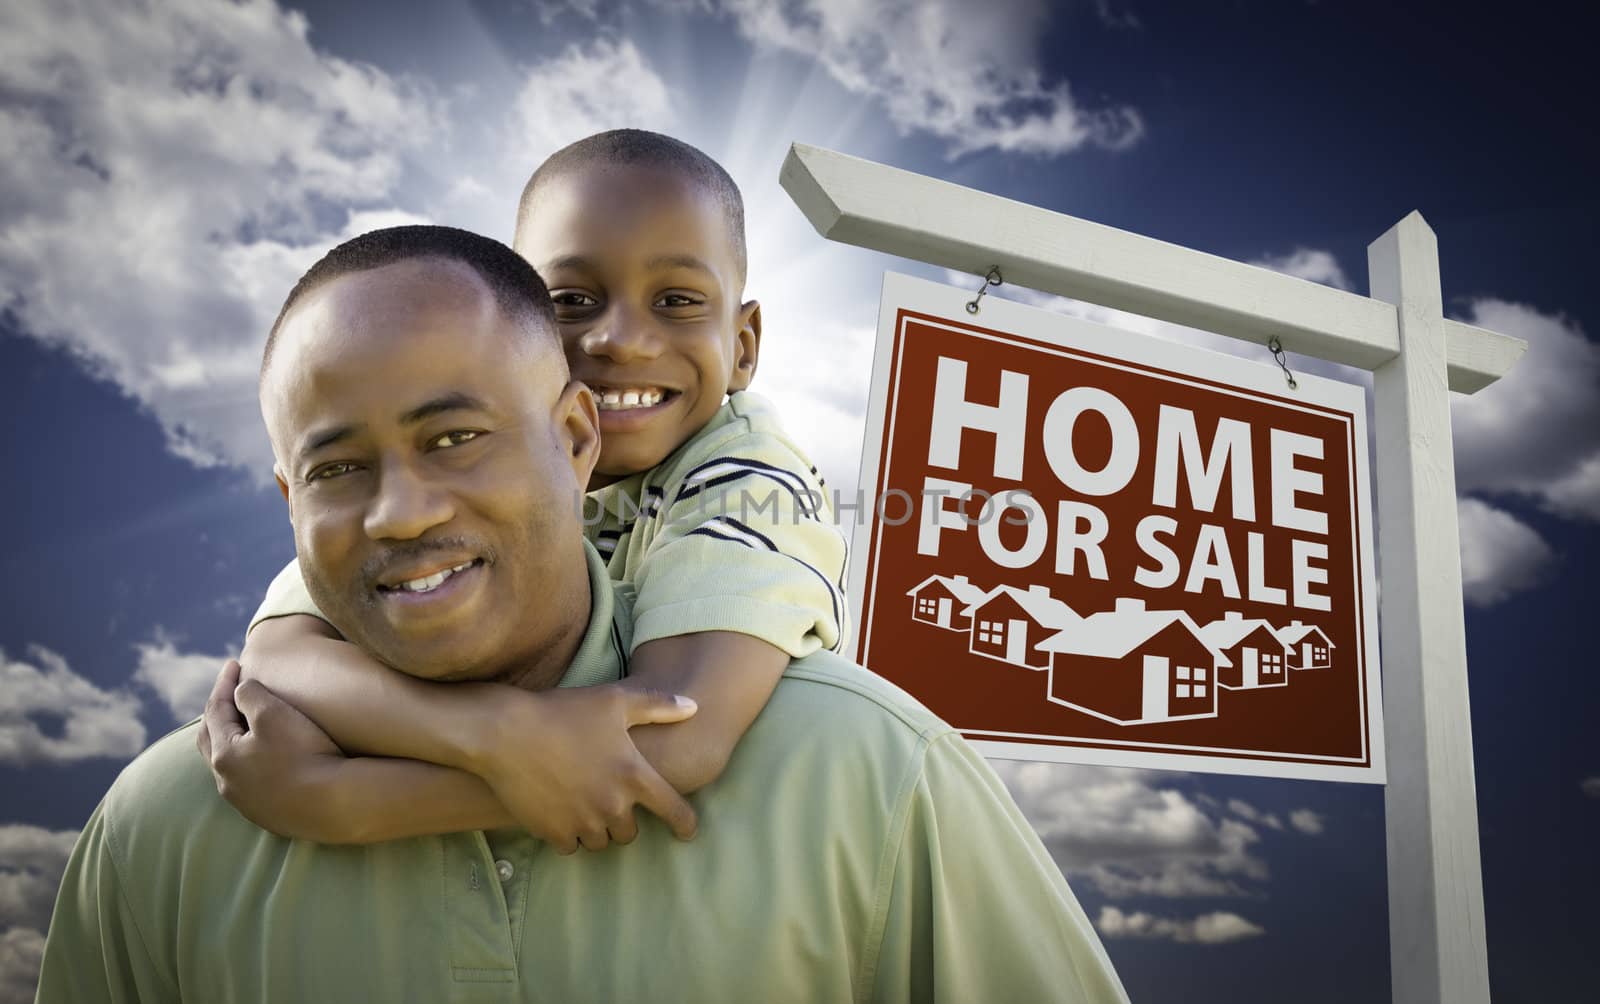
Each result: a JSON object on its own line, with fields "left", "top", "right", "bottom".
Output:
{"left": 515, "top": 129, "right": 748, "bottom": 289}
{"left": 261, "top": 225, "right": 562, "bottom": 384}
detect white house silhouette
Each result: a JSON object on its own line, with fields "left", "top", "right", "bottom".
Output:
{"left": 905, "top": 574, "right": 989, "bottom": 631}
{"left": 1041, "top": 598, "right": 1230, "bottom": 725}
{"left": 961, "top": 584, "right": 1079, "bottom": 670}
{"left": 1198, "top": 612, "right": 1291, "bottom": 690}
{"left": 1277, "top": 620, "right": 1336, "bottom": 670}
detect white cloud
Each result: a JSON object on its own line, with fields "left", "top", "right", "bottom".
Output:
{"left": 1581, "top": 777, "right": 1600, "bottom": 799}
{"left": 756, "top": 317, "right": 878, "bottom": 499}
{"left": 0, "top": 928, "right": 46, "bottom": 1004}
{"left": 0, "top": 0, "right": 436, "bottom": 475}
{"left": 0, "top": 825, "right": 77, "bottom": 931}
{"left": 133, "top": 634, "right": 232, "bottom": 723}
{"left": 0, "top": 823, "right": 79, "bottom": 1004}
{"left": 1457, "top": 498, "right": 1556, "bottom": 606}
{"left": 508, "top": 38, "right": 675, "bottom": 174}
{"left": 1288, "top": 809, "right": 1325, "bottom": 836}
{"left": 1092, "top": 0, "right": 1143, "bottom": 31}
{"left": 718, "top": 0, "right": 1143, "bottom": 157}
{"left": 1226, "top": 798, "right": 1283, "bottom": 831}
{"left": 1251, "top": 248, "right": 1353, "bottom": 291}
{"left": 1097, "top": 905, "right": 1265, "bottom": 945}
{"left": 994, "top": 761, "right": 1272, "bottom": 898}
{"left": 1451, "top": 300, "right": 1600, "bottom": 521}
{"left": 0, "top": 647, "right": 146, "bottom": 766}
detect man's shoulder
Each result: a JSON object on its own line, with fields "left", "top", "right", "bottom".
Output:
{"left": 99, "top": 722, "right": 249, "bottom": 848}
{"left": 767, "top": 652, "right": 957, "bottom": 754}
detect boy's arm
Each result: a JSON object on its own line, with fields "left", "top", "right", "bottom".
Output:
{"left": 620, "top": 420, "right": 849, "bottom": 791}
{"left": 625, "top": 632, "right": 789, "bottom": 793}
{"left": 199, "top": 659, "right": 515, "bottom": 843}
{"left": 233, "top": 620, "right": 699, "bottom": 849}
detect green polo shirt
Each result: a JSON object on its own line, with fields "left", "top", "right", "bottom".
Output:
{"left": 38, "top": 545, "right": 1127, "bottom": 1003}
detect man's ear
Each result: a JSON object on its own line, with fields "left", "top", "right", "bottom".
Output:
{"left": 728, "top": 300, "right": 761, "bottom": 392}
{"left": 273, "top": 467, "right": 293, "bottom": 519}
{"left": 554, "top": 379, "right": 602, "bottom": 487}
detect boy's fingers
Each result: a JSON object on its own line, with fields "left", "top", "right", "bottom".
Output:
{"left": 620, "top": 686, "right": 697, "bottom": 727}
{"left": 232, "top": 677, "right": 292, "bottom": 729}
{"left": 195, "top": 720, "right": 212, "bottom": 760}
{"left": 632, "top": 762, "right": 698, "bottom": 841}
{"left": 609, "top": 812, "right": 640, "bottom": 846}
{"left": 202, "top": 660, "right": 246, "bottom": 746}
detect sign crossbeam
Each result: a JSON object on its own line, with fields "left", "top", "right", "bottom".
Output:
{"left": 782, "top": 142, "right": 1513, "bottom": 1004}
{"left": 781, "top": 143, "right": 1525, "bottom": 394}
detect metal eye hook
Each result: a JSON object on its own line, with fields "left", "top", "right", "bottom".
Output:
{"left": 1268, "top": 336, "right": 1299, "bottom": 390}
{"left": 965, "top": 266, "right": 1004, "bottom": 314}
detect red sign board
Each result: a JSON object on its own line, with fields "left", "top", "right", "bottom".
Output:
{"left": 849, "top": 274, "right": 1384, "bottom": 782}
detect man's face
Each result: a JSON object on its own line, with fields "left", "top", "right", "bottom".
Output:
{"left": 516, "top": 164, "right": 759, "bottom": 484}
{"left": 262, "top": 258, "right": 599, "bottom": 682}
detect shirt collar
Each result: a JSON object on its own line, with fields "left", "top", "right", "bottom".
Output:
{"left": 556, "top": 539, "right": 632, "bottom": 689}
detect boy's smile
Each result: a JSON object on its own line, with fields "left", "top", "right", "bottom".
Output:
{"left": 516, "top": 163, "right": 760, "bottom": 485}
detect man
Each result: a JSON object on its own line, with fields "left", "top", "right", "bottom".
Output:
{"left": 37, "top": 226, "right": 1128, "bottom": 1003}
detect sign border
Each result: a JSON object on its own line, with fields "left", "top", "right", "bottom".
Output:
{"left": 848, "top": 272, "right": 1386, "bottom": 784}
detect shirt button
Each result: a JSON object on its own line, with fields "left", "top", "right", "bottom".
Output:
{"left": 495, "top": 859, "right": 515, "bottom": 883}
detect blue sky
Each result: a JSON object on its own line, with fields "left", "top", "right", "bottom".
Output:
{"left": 2, "top": 1, "right": 1596, "bottom": 1000}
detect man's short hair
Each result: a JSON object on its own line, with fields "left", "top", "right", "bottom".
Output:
{"left": 261, "top": 225, "right": 561, "bottom": 383}
{"left": 515, "top": 129, "right": 747, "bottom": 288}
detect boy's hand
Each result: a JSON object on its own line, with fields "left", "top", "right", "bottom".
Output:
{"left": 197, "top": 659, "right": 351, "bottom": 842}
{"left": 475, "top": 683, "right": 700, "bottom": 854}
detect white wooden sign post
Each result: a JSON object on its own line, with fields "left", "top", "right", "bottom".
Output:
{"left": 781, "top": 143, "right": 1524, "bottom": 1003}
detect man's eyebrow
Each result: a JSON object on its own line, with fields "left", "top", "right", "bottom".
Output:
{"left": 295, "top": 393, "right": 489, "bottom": 464}
{"left": 298, "top": 424, "right": 359, "bottom": 461}
{"left": 645, "top": 253, "right": 716, "bottom": 276}
{"left": 399, "top": 392, "right": 491, "bottom": 426}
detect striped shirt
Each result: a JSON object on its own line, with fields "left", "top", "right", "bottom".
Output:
{"left": 583, "top": 391, "right": 849, "bottom": 657}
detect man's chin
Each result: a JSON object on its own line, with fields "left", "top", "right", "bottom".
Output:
{"left": 346, "top": 624, "right": 491, "bottom": 683}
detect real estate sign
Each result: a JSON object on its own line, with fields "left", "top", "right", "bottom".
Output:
{"left": 848, "top": 272, "right": 1385, "bottom": 782}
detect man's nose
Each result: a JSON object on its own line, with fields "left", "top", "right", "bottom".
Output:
{"left": 577, "top": 304, "right": 662, "bottom": 364}
{"left": 364, "top": 462, "right": 454, "bottom": 541}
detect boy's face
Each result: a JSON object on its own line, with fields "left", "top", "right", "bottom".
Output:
{"left": 516, "top": 164, "right": 759, "bottom": 484}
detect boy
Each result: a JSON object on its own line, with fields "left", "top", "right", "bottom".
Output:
{"left": 213, "top": 131, "right": 848, "bottom": 851}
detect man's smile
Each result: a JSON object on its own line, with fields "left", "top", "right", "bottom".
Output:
{"left": 373, "top": 557, "right": 489, "bottom": 619}
{"left": 376, "top": 557, "right": 484, "bottom": 594}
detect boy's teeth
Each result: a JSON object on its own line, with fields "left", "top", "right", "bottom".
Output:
{"left": 396, "top": 560, "right": 475, "bottom": 594}
{"left": 596, "top": 387, "right": 665, "bottom": 411}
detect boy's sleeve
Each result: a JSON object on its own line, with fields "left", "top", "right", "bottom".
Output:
{"left": 34, "top": 803, "right": 177, "bottom": 1004}
{"left": 864, "top": 733, "right": 1130, "bottom": 1003}
{"left": 630, "top": 434, "right": 850, "bottom": 658}
{"left": 247, "top": 557, "right": 329, "bottom": 634}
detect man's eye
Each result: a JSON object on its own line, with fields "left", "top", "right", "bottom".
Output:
{"left": 430, "top": 430, "right": 481, "bottom": 449}
{"left": 656, "top": 293, "right": 702, "bottom": 308}
{"left": 308, "top": 462, "right": 358, "bottom": 481}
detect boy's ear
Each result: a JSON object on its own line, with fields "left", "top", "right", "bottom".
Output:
{"left": 728, "top": 300, "right": 762, "bottom": 393}
{"left": 554, "top": 379, "right": 602, "bottom": 487}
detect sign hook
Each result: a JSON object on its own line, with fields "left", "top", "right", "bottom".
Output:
{"left": 1268, "top": 336, "right": 1299, "bottom": 390}
{"left": 965, "top": 266, "right": 1004, "bottom": 314}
